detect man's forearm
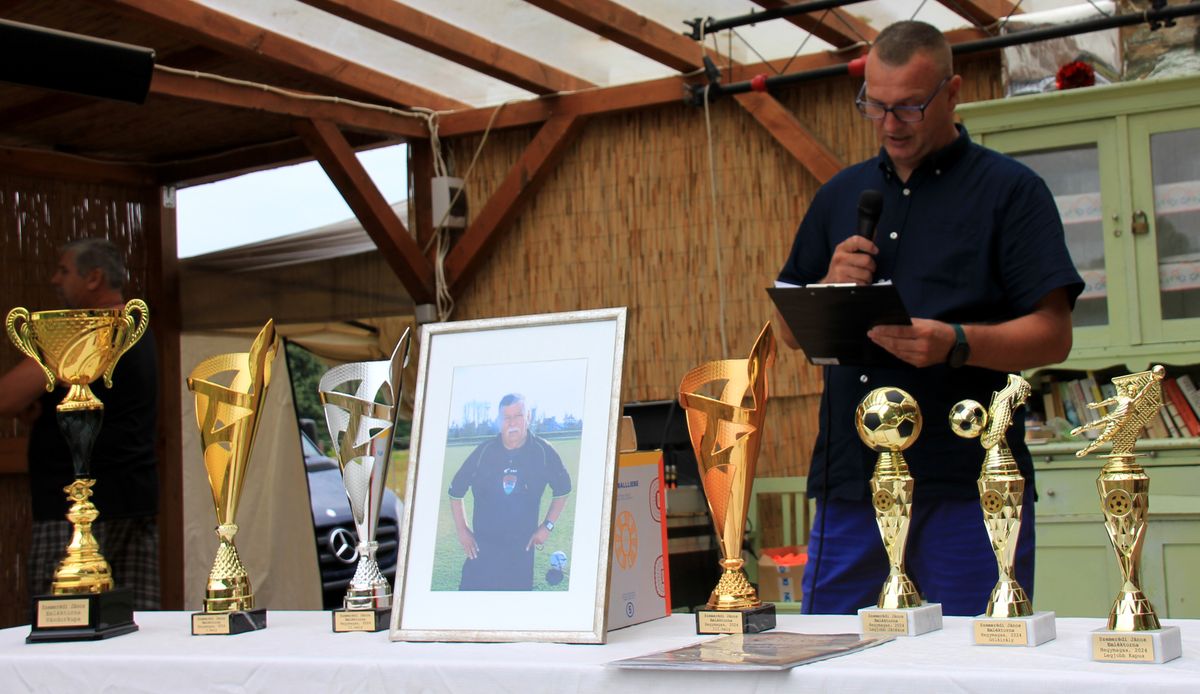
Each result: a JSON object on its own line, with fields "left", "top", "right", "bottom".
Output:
{"left": 964, "top": 288, "right": 1073, "bottom": 373}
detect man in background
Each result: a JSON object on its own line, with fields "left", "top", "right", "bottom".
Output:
{"left": 448, "top": 393, "right": 571, "bottom": 591}
{"left": 0, "top": 238, "right": 160, "bottom": 609}
{"left": 776, "top": 21, "right": 1083, "bottom": 615}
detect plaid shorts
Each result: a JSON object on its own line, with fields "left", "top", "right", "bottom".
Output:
{"left": 29, "top": 516, "right": 160, "bottom": 610}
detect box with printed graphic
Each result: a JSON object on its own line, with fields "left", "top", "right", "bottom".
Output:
{"left": 757, "top": 546, "right": 807, "bottom": 605}
{"left": 607, "top": 450, "right": 670, "bottom": 630}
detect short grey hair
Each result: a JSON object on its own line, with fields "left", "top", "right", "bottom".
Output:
{"left": 63, "top": 238, "right": 126, "bottom": 290}
{"left": 873, "top": 20, "right": 953, "bottom": 77}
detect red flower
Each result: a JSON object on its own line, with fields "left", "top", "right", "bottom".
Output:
{"left": 1056, "top": 60, "right": 1095, "bottom": 90}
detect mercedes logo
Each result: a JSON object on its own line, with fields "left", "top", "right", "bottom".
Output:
{"left": 328, "top": 528, "right": 359, "bottom": 564}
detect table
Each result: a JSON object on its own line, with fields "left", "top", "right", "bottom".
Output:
{"left": 2, "top": 612, "right": 1197, "bottom": 693}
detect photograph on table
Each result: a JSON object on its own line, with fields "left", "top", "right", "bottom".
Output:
{"left": 390, "top": 308, "right": 627, "bottom": 643}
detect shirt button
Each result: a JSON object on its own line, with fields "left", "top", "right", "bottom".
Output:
{"left": 859, "top": 374, "right": 869, "bottom": 384}
{"left": 902, "top": 188, "right": 911, "bottom": 196}
{"left": 889, "top": 231, "right": 898, "bottom": 240}
{"left": 935, "top": 169, "right": 942, "bottom": 175}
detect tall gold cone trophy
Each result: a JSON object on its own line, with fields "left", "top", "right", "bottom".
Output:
{"left": 678, "top": 323, "right": 776, "bottom": 635}
{"left": 1072, "top": 365, "right": 1181, "bottom": 663}
{"left": 7, "top": 301, "right": 149, "bottom": 643}
{"left": 950, "top": 374, "right": 1056, "bottom": 646}
{"left": 854, "top": 386, "right": 942, "bottom": 636}
{"left": 319, "top": 328, "right": 412, "bottom": 633}
{"left": 186, "top": 320, "right": 279, "bottom": 636}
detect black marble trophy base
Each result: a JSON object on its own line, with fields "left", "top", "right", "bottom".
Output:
{"left": 695, "top": 602, "right": 777, "bottom": 635}
{"left": 191, "top": 608, "right": 268, "bottom": 635}
{"left": 27, "top": 588, "right": 138, "bottom": 643}
{"left": 332, "top": 606, "right": 391, "bottom": 633}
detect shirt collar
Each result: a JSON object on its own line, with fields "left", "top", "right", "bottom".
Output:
{"left": 877, "top": 123, "right": 972, "bottom": 179}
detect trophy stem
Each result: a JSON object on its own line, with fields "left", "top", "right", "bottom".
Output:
{"left": 344, "top": 541, "right": 391, "bottom": 610}
{"left": 978, "top": 444, "right": 1032, "bottom": 618}
{"left": 871, "top": 451, "right": 920, "bottom": 609}
{"left": 59, "top": 384, "right": 105, "bottom": 412}
{"left": 707, "top": 558, "right": 760, "bottom": 610}
{"left": 51, "top": 478, "right": 114, "bottom": 595}
{"left": 204, "top": 524, "right": 255, "bottom": 613}
{"left": 1097, "top": 454, "right": 1159, "bottom": 631}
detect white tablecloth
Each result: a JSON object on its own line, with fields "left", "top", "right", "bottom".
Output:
{"left": 1, "top": 612, "right": 1197, "bottom": 693}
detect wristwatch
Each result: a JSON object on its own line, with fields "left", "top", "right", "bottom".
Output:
{"left": 542, "top": 519, "right": 555, "bottom": 532}
{"left": 947, "top": 323, "right": 970, "bottom": 369}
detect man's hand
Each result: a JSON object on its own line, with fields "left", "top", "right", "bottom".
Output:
{"left": 868, "top": 319, "right": 957, "bottom": 368}
{"left": 456, "top": 525, "right": 479, "bottom": 559}
{"left": 820, "top": 236, "right": 878, "bottom": 285}
{"left": 526, "top": 525, "right": 550, "bottom": 551}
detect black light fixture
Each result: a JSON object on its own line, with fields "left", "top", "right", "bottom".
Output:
{"left": 0, "top": 19, "right": 155, "bottom": 104}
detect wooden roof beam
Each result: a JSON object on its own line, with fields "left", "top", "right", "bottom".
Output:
{"left": 937, "top": 0, "right": 1022, "bottom": 29}
{"left": 524, "top": 0, "right": 708, "bottom": 73}
{"left": 732, "top": 92, "right": 842, "bottom": 183}
{"left": 293, "top": 118, "right": 436, "bottom": 303}
{"left": 150, "top": 67, "right": 428, "bottom": 139}
{"left": 99, "top": 0, "right": 468, "bottom": 111}
{"left": 297, "top": 0, "right": 594, "bottom": 95}
{"left": 750, "top": 0, "right": 877, "bottom": 49}
{"left": 0, "top": 145, "right": 156, "bottom": 186}
{"left": 445, "top": 114, "right": 587, "bottom": 292}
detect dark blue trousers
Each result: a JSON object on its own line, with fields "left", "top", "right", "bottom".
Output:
{"left": 800, "top": 485, "right": 1036, "bottom": 616}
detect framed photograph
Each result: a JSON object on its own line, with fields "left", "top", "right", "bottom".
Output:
{"left": 390, "top": 308, "right": 627, "bottom": 643}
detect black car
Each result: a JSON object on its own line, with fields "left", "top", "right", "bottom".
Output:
{"left": 301, "top": 428, "right": 402, "bottom": 610}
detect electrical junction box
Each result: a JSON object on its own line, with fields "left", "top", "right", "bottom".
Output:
{"left": 431, "top": 176, "right": 467, "bottom": 229}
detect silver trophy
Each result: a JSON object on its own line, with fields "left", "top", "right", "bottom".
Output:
{"left": 319, "top": 329, "right": 412, "bottom": 632}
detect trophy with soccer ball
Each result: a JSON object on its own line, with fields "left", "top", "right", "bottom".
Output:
{"left": 855, "top": 386, "right": 942, "bottom": 636}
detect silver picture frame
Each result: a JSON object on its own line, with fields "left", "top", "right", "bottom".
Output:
{"left": 389, "top": 308, "right": 627, "bottom": 643}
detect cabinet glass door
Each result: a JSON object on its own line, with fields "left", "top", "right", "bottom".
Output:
{"left": 1130, "top": 108, "right": 1200, "bottom": 343}
{"left": 982, "top": 120, "right": 1126, "bottom": 350}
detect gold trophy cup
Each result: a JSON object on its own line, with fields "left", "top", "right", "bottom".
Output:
{"left": 950, "top": 374, "right": 1056, "bottom": 646}
{"left": 319, "top": 328, "right": 411, "bottom": 632}
{"left": 186, "top": 320, "right": 278, "bottom": 635}
{"left": 855, "top": 386, "right": 942, "bottom": 636}
{"left": 1072, "top": 365, "right": 1181, "bottom": 663}
{"left": 7, "top": 300, "right": 149, "bottom": 643}
{"left": 678, "top": 323, "right": 776, "bottom": 635}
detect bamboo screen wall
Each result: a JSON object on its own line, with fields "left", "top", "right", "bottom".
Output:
{"left": 0, "top": 174, "right": 155, "bottom": 626}
{"left": 447, "top": 56, "right": 1003, "bottom": 484}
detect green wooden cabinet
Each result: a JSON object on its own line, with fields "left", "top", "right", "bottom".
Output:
{"left": 959, "top": 76, "right": 1200, "bottom": 618}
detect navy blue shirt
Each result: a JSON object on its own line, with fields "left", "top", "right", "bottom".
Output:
{"left": 779, "top": 126, "right": 1083, "bottom": 502}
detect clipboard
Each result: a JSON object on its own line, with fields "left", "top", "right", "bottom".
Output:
{"left": 766, "top": 283, "right": 912, "bottom": 367}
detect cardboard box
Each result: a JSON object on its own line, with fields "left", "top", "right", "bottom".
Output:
{"left": 757, "top": 546, "right": 807, "bottom": 605}
{"left": 607, "top": 450, "right": 671, "bottom": 630}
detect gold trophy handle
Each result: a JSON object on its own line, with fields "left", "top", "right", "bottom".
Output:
{"left": 5, "top": 307, "right": 55, "bottom": 392}
{"left": 103, "top": 299, "right": 150, "bottom": 388}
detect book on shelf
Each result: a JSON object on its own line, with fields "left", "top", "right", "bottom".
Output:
{"left": 1175, "top": 374, "right": 1200, "bottom": 420}
{"left": 1163, "top": 378, "right": 1200, "bottom": 437}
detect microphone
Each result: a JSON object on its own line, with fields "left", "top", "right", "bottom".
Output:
{"left": 856, "top": 189, "right": 883, "bottom": 242}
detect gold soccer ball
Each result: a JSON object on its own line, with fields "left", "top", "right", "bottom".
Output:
{"left": 855, "top": 387, "right": 922, "bottom": 452}
{"left": 949, "top": 399, "right": 988, "bottom": 439}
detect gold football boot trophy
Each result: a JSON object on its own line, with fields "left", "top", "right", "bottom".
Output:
{"left": 320, "top": 329, "right": 411, "bottom": 632}
{"left": 678, "top": 323, "right": 776, "bottom": 634}
{"left": 187, "top": 320, "right": 278, "bottom": 635}
{"left": 7, "top": 301, "right": 149, "bottom": 643}
{"left": 855, "top": 386, "right": 942, "bottom": 636}
{"left": 950, "top": 374, "right": 1056, "bottom": 646}
{"left": 1073, "top": 365, "right": 1181, "bottom": 663}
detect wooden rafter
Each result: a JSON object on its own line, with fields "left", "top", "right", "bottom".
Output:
{"left": 0, "top": 145, "right": 155, "bottom": 185}
{"left": 733, "top": 92, "right": 841, "bottom": 183}
{"left": 98, "top": 0, "right": 469, "bottom": 111}
{"left": 293, "top": 119, "right": 436, "bottom": 303}
{"left": 937, "top": 0, "right": 1022, "bottom": 29}
{"left": 524, "top": 0, "right": 707, "bottom": 73}
{"left": 445, "top": 114, "right": 587, "bottom": 292}
{"left": 150, "top": 68, "right": 428, "bottom": 139}
{"left": 751, "top": 0, "right": 877, "bottom": 49}
{"left": 297, "top": 0, "right": 594, "bottom": 95}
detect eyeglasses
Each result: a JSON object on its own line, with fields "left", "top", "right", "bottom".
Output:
{"left": 856, "top": 77, "right": 949, "bottom": 123}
